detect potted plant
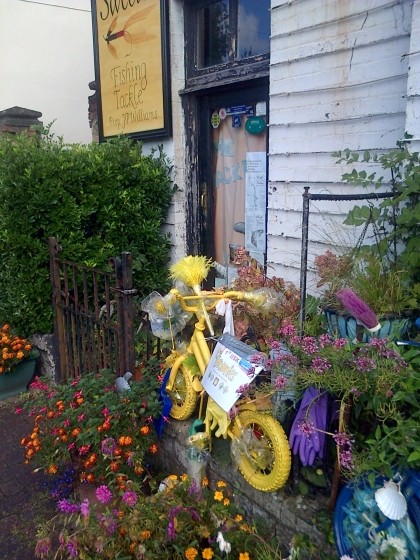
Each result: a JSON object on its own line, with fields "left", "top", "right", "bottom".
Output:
{"left": 270, "top": 322, "right": 420, "bottom": 481}
{"left": 314, "top": 250, "right": 418, "bottom": 340}
{"left": 20, "top": 367, "right": 162, "bottom": 493}
{"left": 0, "top": 323, "right": 39, "bottom": 399}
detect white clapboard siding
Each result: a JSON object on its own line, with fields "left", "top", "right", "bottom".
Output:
{"left": 271, "top": 2, "right": 411, "bottom": 65}
{"left": 267, "top": 0, "right": 412, "bottom": 289}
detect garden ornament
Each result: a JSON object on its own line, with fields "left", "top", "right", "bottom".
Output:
{"left": 115, "top": 371, "right": 132, "bottom": 393}
{"left": 289, "top": 386, "right": 329, "bottom": 466}
{"left": 336, "top": 288, "right": 381, "bottom": 332}
{"left": 375, "top": 478, "right": 407, "bottom": 521}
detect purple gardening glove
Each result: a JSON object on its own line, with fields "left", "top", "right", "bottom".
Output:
{"left": 289, "top": 386, "right": 329, "bottom": 466}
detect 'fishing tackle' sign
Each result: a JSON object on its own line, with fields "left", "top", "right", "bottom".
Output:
{"left": 91, "top": 0, "right": 171, "bottom": 140}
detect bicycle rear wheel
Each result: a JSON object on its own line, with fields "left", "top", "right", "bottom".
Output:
{"left": 231, "top": 410, "right": 291, "bottom": 492}
{"left": 166, "top": 363, "right": 198, "bottom": 421}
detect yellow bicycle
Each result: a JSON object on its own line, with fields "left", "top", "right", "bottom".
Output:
{"left": 145, "top": 256, "right": 291, "bottom": 492}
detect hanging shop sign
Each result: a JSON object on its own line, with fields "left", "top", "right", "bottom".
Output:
{"left": 91, "top": 0, "right": 171, "bottom": 141}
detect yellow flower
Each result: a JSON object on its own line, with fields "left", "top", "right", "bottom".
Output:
{"left": 202, "top": 548, "right": 214, "bottom": 559}
{"left": 202, "top": 477, "right": 209, "bottom": 487}
{"left": 235, "top": 514, "right": 243, "bottom": 522}
{"left": 140, "top": 530, "right": 151, "bottom": 540}
{"left": 168, "top": 474, "right": 178, "bottom": 481}
{"left": 185, "top": 547, "right": 198, "bottom": 560}
{"left": 216, "top": 480, "right": 227, "bottom": 488}
{"left": 214, "top": 491, "right": 224, "bottom": 502}
{"left": 239, "top": 553, "right": 250, "bottom": 560}
{"left": 223, "top": 498, "right": 230, "bottom": 506}
{"left": 181, "top": 473, "right": 188, "bottom": 481}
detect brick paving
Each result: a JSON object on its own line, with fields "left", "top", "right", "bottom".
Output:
{"left": 0, "top": 397, "right": 56, "bottom": 560}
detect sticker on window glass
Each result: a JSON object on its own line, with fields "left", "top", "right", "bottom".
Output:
{"left": 232, "top": 114, "right": 242, "bottom": 128}
{"left": 211, "top": 112, "right": 221, "bottom": 128}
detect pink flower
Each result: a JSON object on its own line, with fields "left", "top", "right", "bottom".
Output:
{"left": 14, "top": 407, "right": 22, "bottom": 415}
{"left": 122, "top": 490, "right": 138, "bottom": 506}
{"left": 95, "top": 485, "right": 113, "bottom": 505}
{"left": 80, "top": 499, "right": 90, "bottom": 517}
{"left": 298, "top": 421, "right": 316, "bottom": 438}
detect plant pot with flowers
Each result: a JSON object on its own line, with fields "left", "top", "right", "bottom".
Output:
{"left": 314, "top": 250, "right": 418, "bottom": 341}
{"left": 0, "top": 323, "right": 39, "bottom": 400}
{"left": 20, "top": 366, "right": 163, "bottom": 498}
{"left": 269, "top": 322, "right": 420, "bottom": 482}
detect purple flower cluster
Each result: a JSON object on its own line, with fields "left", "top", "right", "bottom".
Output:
{"left": 57, "top": 499, "right": 80, "bottom": 513}
{"left": 100, "top": 437, "right": 117, "bottom": 456}
{"left": 333, "top": 431, "right": 354, "bottom": 471}
{"left": 310, "top": 356, "right": 331, "bottom": 374}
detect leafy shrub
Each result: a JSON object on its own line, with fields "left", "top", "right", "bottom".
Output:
{"left": 0, "top": 129, "right": 175, "bottom": 335}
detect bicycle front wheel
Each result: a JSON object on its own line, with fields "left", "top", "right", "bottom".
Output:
{"left": 231, "top": 410, "right": 291, "bottom": 492}
{"left": 166, "top": 363, "right": 198, "bottom": 421}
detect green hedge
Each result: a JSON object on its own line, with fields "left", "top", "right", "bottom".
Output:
{"left": 0, "top": 131, "right": 174, "bottom": 336}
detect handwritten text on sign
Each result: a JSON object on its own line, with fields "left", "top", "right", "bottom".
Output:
{"left": 202, "top": 341, "right": 263, "bottom": 412}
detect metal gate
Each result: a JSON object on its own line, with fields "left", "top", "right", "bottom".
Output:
{"left": 49, "top": 237, "right": 136, "bottom": 382}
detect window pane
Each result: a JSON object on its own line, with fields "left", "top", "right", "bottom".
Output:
{"left": 237, "top": 0, "right": 270, "bottom": 59}
{"left": 197, "top": 0, "right": 230, "bottom": 68}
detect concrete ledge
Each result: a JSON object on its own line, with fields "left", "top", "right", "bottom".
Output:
{"left": 157, "top": 417, "right": 331, "bottom": 550}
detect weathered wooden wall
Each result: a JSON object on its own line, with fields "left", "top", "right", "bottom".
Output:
{"left": 267, "top": 0, "right": 413, "bottom": 289}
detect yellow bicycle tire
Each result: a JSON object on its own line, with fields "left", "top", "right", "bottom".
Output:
{"left": 232, "top": 410, "right": 291, "bottom": 492}
{"left": 166, "top": 363, "right": 198, "bottom": 420}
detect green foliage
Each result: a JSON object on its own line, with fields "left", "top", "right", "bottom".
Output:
{"left": 333, "top": 138, "right": 420, "bottom": 287}
{"left": 0, "top": 129, "right": 175, "bottom": 335}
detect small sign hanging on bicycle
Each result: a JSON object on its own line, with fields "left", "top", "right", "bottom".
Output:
{"left": 202, "top": 333, "right": 264, "bottom": 412}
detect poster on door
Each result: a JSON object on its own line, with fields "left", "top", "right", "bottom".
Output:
{"left": 213, "top": 115, "right": 266, "bottom": 268}
{"left": 245, "top": 152, "right": 266, "bottom": 264}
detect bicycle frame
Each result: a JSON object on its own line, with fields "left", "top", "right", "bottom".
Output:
{"left": 154, "top": 282, "right": 292, "bottom": 492}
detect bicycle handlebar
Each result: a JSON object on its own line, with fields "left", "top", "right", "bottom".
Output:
{"left": 169, "top": 288, "right": 274, "bottom": 314}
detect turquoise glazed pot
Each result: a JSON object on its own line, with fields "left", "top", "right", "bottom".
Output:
{"left": 0, "top": 352, "right": 39, "bottom": 400}
{"left": 324, "top": 308, "right": 411, "bottom": 342}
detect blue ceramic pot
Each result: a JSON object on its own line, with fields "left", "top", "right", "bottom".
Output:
{"left": 0, "top": 352, "right": 39, "bottom": 400}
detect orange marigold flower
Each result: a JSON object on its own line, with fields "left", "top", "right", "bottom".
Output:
{"left": 47, "top": 464, "right": 58, "bottom": 475}
{"left": 223, "top": 498, "right": 230, "bottom": 506}
{"left": 185, "top": 547, "right": 198, "bottom": 560}
{"left": 239, "top": 553, "right": 250, "bottom": 560}
{"left": 86, "top": 473, "right": 95, "bottom": 483}
{"left": 202, "top": 548, "right": 214, "bottom": 559}
{"left": 214, "top": 491, "right": 224, "bottom": 502}
{"left": 216, "top": 480, "right": 227, "bottom": 488}
{"left": 140, "top": 530, "right": 151, "bottom": 540}
{"left": 134, "top": 466, "right": 144, "bottom": 475}
{"left": 149, "top": 443, "right": 158, "bottom": 454}
{"left": 109, "top": 461, "right": 119, "bottom": 472}
{"left": 202, "top": 477, "right": 209, "bottom": 487}
{"left": 140, "top": 426, "right": 150, "bottom": 435}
